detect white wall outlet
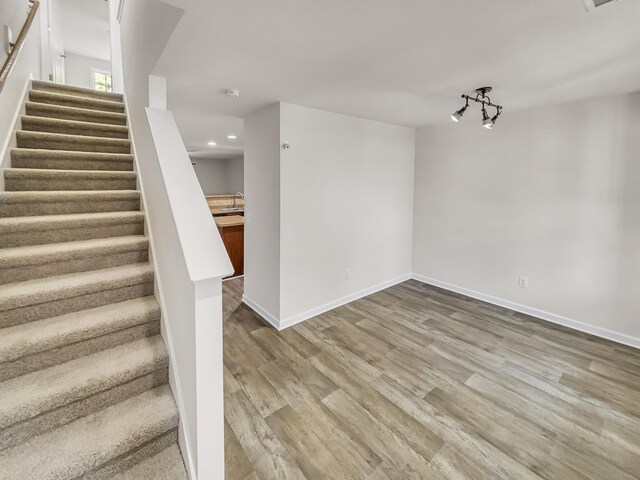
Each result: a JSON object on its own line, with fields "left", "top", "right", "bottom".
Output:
{"left": 518, "top": 276, "right": 528, "bottom": 288}
{"left": 345, "top": 269, "right": 350, "bottom": 280}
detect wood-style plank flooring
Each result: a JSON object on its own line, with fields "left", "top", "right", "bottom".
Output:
{"left": 223, "top": 278, "right": 640, "bottom": 480}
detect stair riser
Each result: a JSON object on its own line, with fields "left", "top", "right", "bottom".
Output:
{"left": 0, "top": 222, "right": 145, "bottom": 248}
{"left": 31, "top": 82, "right": 124, "bottom": 103}
{"left": 0, "top": 320, "right": 160, "bottom": 382}
{"left": 0, "top": 368, "right": 167, "bottom": 451}
{"left": 11, "top": 156, "right": 133, "bottom": 171}
{"left": 0, "top": 282, "right": 154, "bottom": 328}
{"left": 0, "top": 198, "right": 140, "bottom": 217}
{"left": 25, "top": 103, "right": 127, "bottom": 126}
{"left": 21, "top": 118, "right": 129, "bottom": 139}
{"left": 17, "top": 135, "right": 131, "bottom": 154}
{"left": 83, "top": 429, "right": 179, "bottom": 480}
{"left": 5, "top": 176, "right": 137, "bottom": 192}
{"left": 29, "top": 91, "right": 125, "bottom": 113}
{"left": 0, "top": 249, "right": 149, "bottom": 285}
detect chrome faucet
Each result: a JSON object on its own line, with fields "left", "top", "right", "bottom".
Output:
{"left": 232, "top": 192, "right": 244, "bottom": 209}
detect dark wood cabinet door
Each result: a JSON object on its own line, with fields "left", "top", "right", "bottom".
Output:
{"left": 218, "top": 225, "right": 244, "bottom": 278}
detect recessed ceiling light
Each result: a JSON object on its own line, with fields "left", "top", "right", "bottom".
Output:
{"left": 227, "top": 135, "right": 237, "bottom": 140}
{"left": 224, "top": 89, "right": 240, "bottom": 98}
{"left": 208, "top": 141, "right": 217, "bottom": 146}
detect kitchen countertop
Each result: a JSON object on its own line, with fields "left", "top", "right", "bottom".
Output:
{"left": 214, "top": 215, "right": 244, "bottom": 228}
{"left": 210, "top": 207, "right": 244, "bottom": 215}
{"left": 206, "top": 194, "right": 244, "bottom": 215}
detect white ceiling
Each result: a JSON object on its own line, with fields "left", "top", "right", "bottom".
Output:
{"left": 154, "top": 0, "right": 640, "bottom": 156}
{"left": 58, "top": 0, "right": 111, "bottom": 60}
{"left": 177, "top": 110, "right": 244, "bottom": 160}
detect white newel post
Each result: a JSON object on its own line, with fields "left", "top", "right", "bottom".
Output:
{"left": 194, "top": 277, "right": 225, "bottom": 479}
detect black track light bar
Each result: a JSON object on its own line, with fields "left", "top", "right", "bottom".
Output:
{"left": 460, "top": 87, "right": 502, "bottom": 112}
{"left": 461, "top": 93, "right": 502, "bottom": 112}
{"left": 450, "top": 87, "right": 503, "bottom": 128}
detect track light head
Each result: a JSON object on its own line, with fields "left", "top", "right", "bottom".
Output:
{"left": 482, "top": 108, "right": 493, "bottom": 129}
{"left": 450, "top": 105, "right": 467, "bottom": 122}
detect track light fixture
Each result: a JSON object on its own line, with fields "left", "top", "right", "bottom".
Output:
{"left": 451, "top": 87, "right": 503, "bottom": 129}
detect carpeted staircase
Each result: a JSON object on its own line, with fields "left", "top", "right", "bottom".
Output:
{"left": 0, "top": 81, "right": 188, "bottom": 479}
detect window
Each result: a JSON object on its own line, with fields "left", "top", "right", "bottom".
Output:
{"left": 93, "top": 71, "right": 113, "bottom": 92}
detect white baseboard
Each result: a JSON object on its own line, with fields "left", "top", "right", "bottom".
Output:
{"left": 0, "top": 77, "right": 32, "bottom": 190}
{"left": 279, "top": 274, "right": 412, "bottom": 329}
{"left": 411, "top": 273, "right": 640, "bottom": 350}
{"left": 242, "top": 295, "right": 280, "bottom": 329}
{"left": 243, "top": 273, "right": 412, "bottom": 330}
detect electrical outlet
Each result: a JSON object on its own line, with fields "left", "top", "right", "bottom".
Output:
{"left": 518, "top": 276, "right": 528, "bottom": 288}
{"left": 345, "top": 269, "right": 350, "bottom": 280}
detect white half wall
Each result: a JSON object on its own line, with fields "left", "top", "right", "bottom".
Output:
{"left": 412, "top": 92, "right": 640, "bottom": 343}
{"left": 64, "top": 52, "right": 111, "bottom": 90}
{"left": 117, "top": 1, "right": 232, "bottom": 478}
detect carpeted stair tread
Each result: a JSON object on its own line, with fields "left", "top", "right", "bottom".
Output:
{"left": 0, "top": 235, "right": 148, "bottom": 268}
{"left": 11, "top": 148, "right": 134, "bottom": 171}
{"left": 31, "top": 80, "right": 124, "bottom": 103}
{"left": 110, "top": 444, "right": 188, "bottom": 480}
{"left": 21, "top": 115, "right": 129, "bottom": 139}
{"left": 25, "top": 102, "right": 127, "bottom": 126}
{"left": 17, "top": 131, "right": 131, "bottom": 154}
{"left": 0, "top": 296, "right": 159, "bottom": 364}
{"left": 0, "top": 82, "right": 186, "bottom": 475}
{"left": 0, "top": 385, "right": 178, "bottom": 480}
{"left": 0, "top": 263, "right": 153, "bottom": 313}
{"left": 4, "top": 168, "right": 138, "bottom": 191}
{"left": 0, "top": 190, "right": 140, "bottom": 217}
{"left": 0, "top": 190, "right": 138, "bottom": 204}
{"left": 0, "top": 336, "right": 168, "bottom": 428}
{"left": 29, "top": 89, "right": 125, "bottom": 114}
{"left": 0, "top": 211, "right": 144, "bottom": 248}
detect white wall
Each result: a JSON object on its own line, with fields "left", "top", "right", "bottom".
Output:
{"left": 413, "top": 92, "right": 640, "bottom": 344}
{"left": 64, "top": 52, "right": 110, "bottom": 90}
{"left": 243, "top": 104, "right": 281, "bottom": 320}
{"left": 192, "top": 158, "right": 228, "bottom": 194}
{"left": 0, "top": 0, "right": 43, "bottom": 172}
{"left": 279, "top": 103, "right": 415, "bottom": 324}
{"left": 226, "top": 156, "right": 244, "bottom": 193}
{"left": 243, "top": 103, "right": 415, "bottom": 327}
{"left": 108, "top": 0, "right": 122, "bottom": 93}
{"left": 192, "top": 156, "right": 244, "bottom": 195}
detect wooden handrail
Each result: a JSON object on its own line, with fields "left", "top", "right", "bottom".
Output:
{"left": 0, "top": 0, "right": 40, "bottom": 94}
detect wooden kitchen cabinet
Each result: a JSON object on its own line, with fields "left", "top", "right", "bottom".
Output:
{"left": 215, "top": 216, "right": 244, "bottom": 278}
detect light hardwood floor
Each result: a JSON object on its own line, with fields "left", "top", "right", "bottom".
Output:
{"left": 223, "top": 278, "right": 640, "bottom": 480}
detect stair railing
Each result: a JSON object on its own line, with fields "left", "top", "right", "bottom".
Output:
{"left": 0, "top": 0, "right": 40, "bottom": 94}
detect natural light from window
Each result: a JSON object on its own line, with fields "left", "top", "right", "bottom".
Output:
{"left": 93, "top": 71, "right": 112, "bottom": 92}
